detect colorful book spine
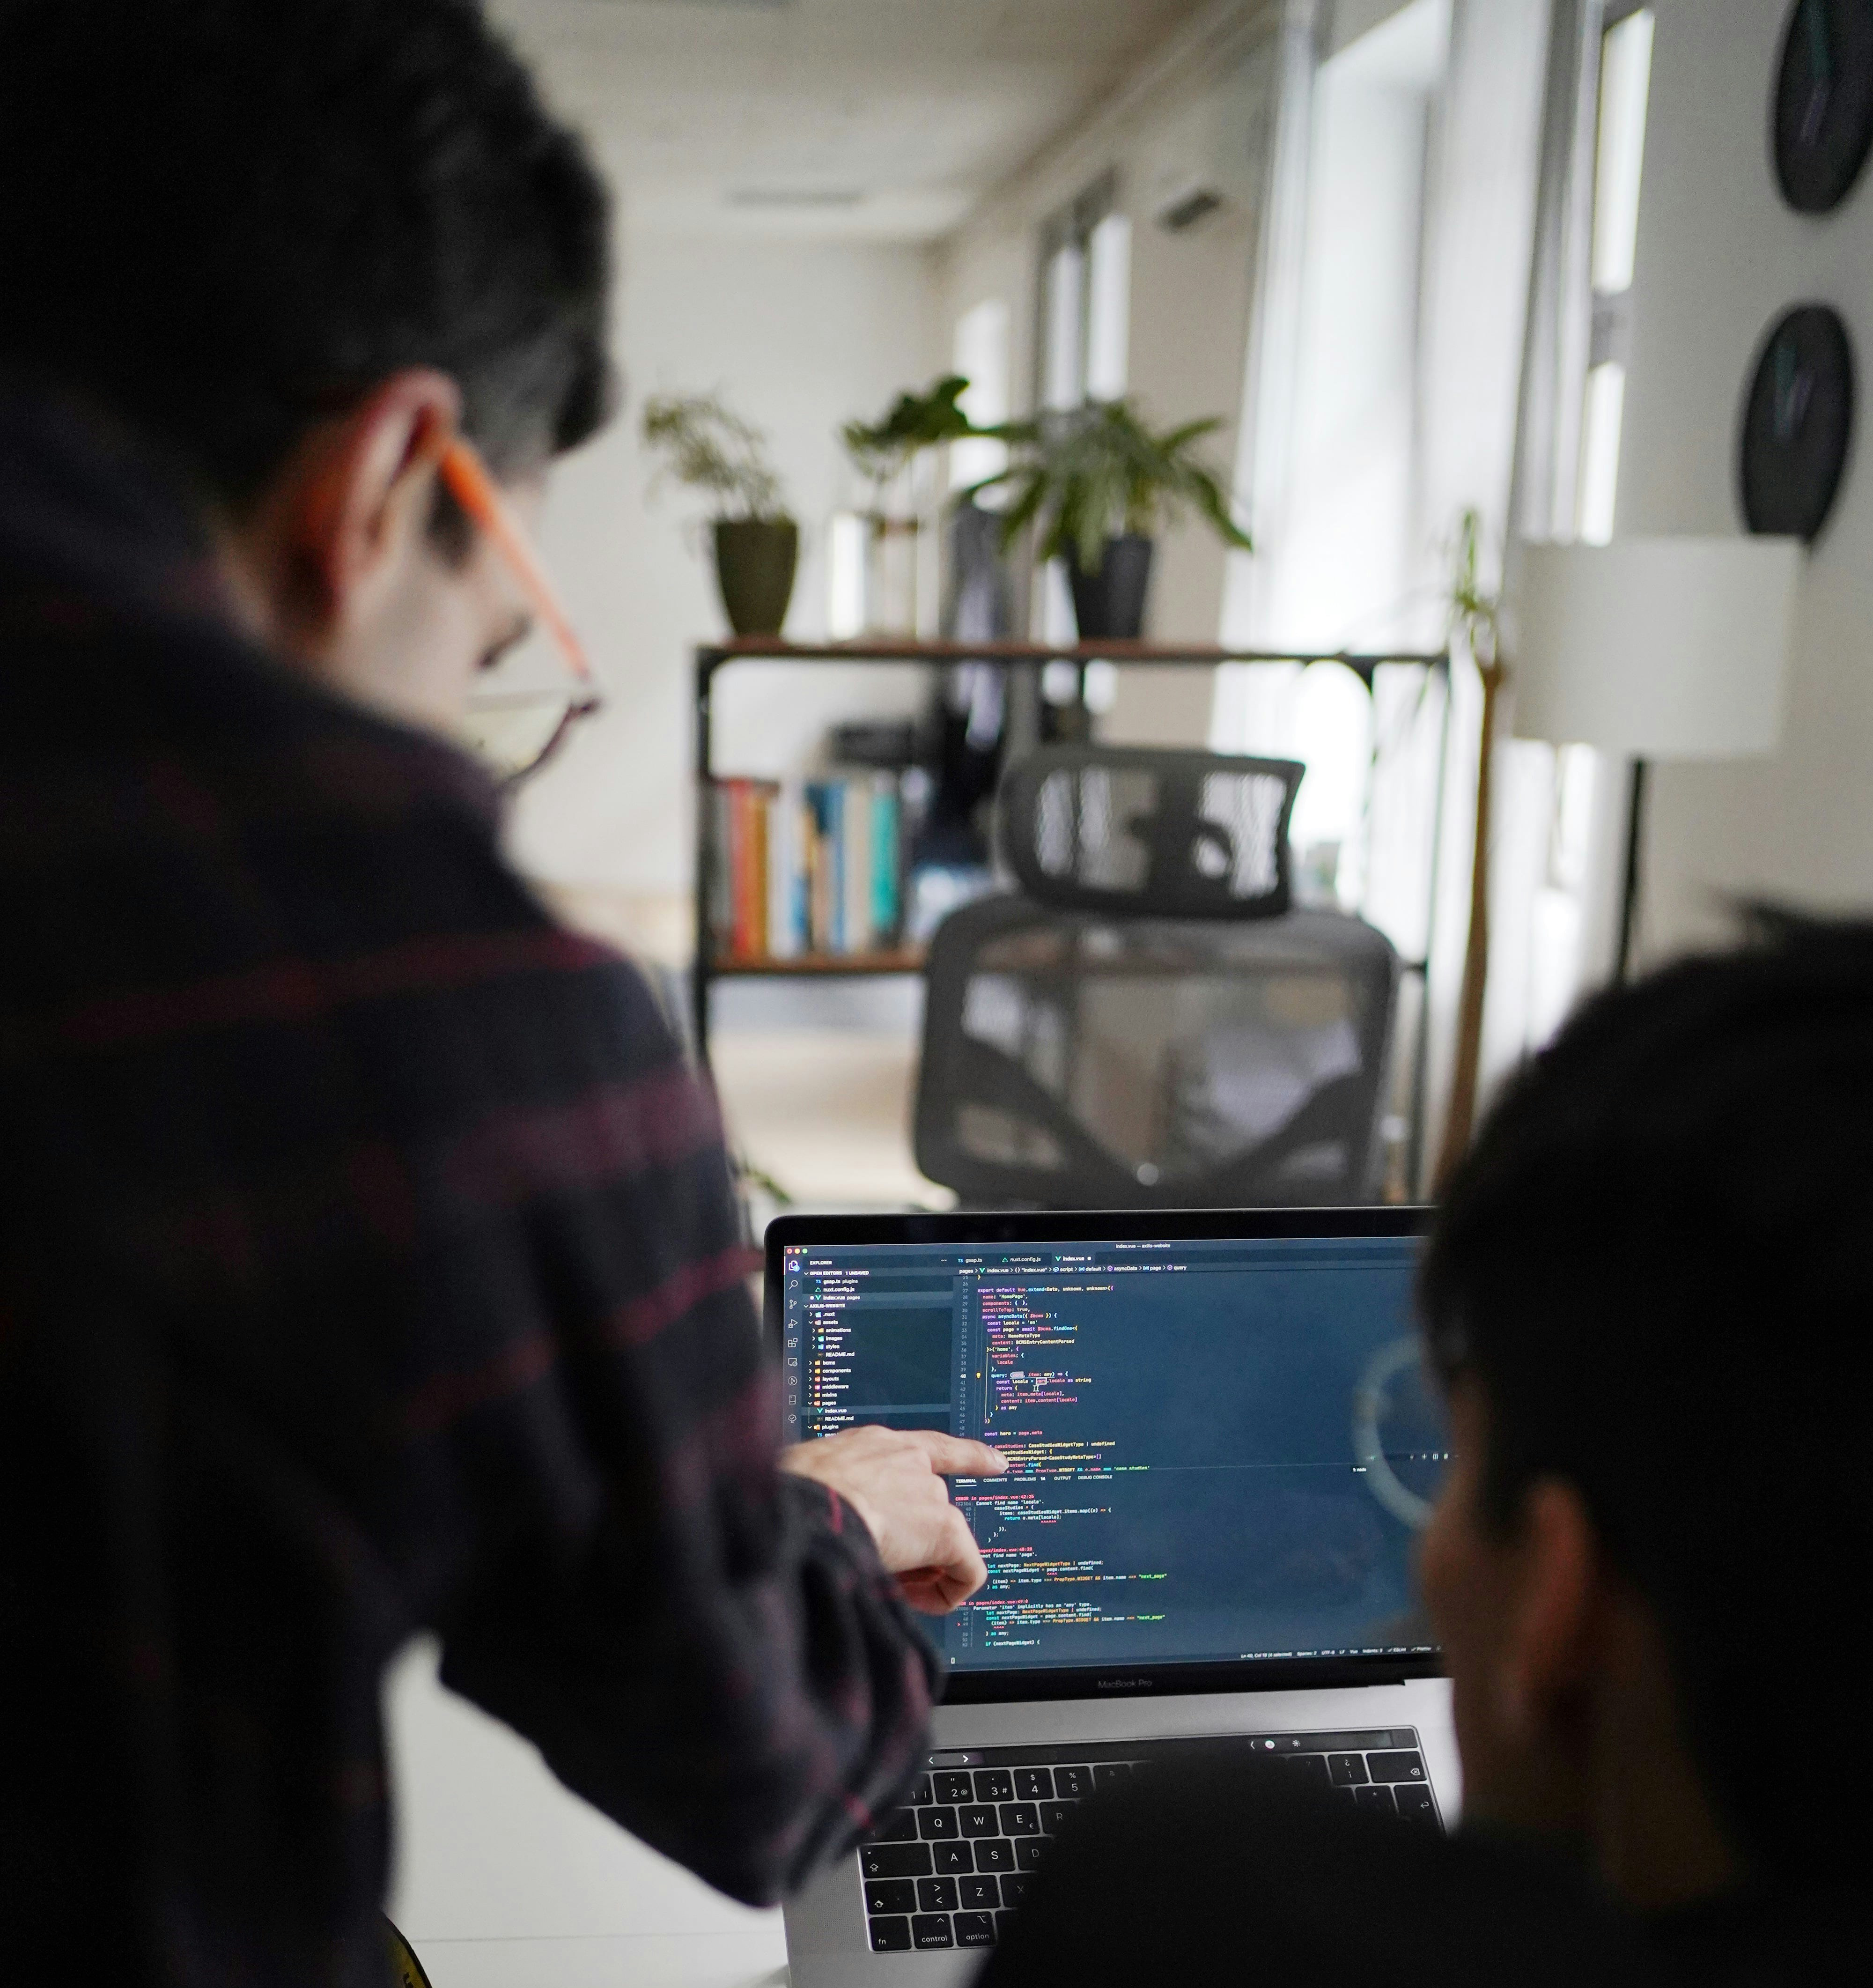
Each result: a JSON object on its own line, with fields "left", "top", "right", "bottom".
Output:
{"left": 708, "top": 783, "right": 734, "bottom": 954}
{"left": 841, "top": 777, "right": 873, "bottom": 955}
{"left": 870, "top": 774, "right": 900, "bottom": 942}
{"left": 766, "top": 783, "right": 803, "bottom": 959}
{"left": 826, "top": 782, "right": 846, "bottom": 952}
{"left": 713, "top": 770, "right": 913, "bottom": 961}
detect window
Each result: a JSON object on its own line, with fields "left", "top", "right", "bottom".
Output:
{"left": 1519, "top": 1, "right": 1656, "bottom": 1050}
{"left": 1037, "top": 173, "right": 1131, "bottom": 413}
{"left": 1034, "top": 175, "right": 1133, "bottom": 652}
{"left": 1575, "top": 5, "right": 1654, "bottom": 543}
{"left": 950, "top": 297, "right": 1011, "bottom": 494}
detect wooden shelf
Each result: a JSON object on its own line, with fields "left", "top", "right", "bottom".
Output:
{"left": 708, "top": 949, "right": 926, "bottom": 977}
{"left": 697, "top": 637, "right": 1443, "bottom": 670}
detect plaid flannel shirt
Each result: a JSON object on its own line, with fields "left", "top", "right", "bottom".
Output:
{"left": 0, "top": 384, "right": 938, "bottom": 1987}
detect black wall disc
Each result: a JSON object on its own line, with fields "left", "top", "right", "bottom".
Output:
{"left": 1774, "top": 0, "right": 1873, "bottom": 212}
{"left": 1738, "top": 303, "right": 1854, "bottom": 541}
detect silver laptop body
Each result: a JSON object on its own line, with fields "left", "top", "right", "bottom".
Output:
{"left": 770, "top": 1207, "right": 1458, "bottom": 1988}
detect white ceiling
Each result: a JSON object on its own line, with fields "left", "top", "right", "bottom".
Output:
{"left": 491, "top": 0, "right": 1218, "bottom": 238}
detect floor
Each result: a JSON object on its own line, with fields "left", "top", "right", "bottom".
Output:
{"left": 386, "top": 1642, "right": 787, "bottom": 1988}
{"left": 708, "top": 977, "right": 956, "bottom": 1216}
{"left": 711, "top": 1028, "right": 954, "bottom": 1213}
{"left": 539, "top": 886, "right": 953, "bottom": 1218}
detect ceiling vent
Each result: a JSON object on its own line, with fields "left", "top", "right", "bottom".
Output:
{"left": 1155, "top": 184, "right": 1225, "bottom": 233}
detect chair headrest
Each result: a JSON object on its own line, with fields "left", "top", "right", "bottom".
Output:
{"left": 997, "top": 746, "right": 1305, "bottom": 920}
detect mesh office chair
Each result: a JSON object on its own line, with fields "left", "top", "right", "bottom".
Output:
{"left": 913, "top": 747, "right": 1401, "bottom": 1207}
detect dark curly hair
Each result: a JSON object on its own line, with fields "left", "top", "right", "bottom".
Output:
{"left": 1421, "top": 909, "right": 1873, "bottom": 1890}
{"left": 0, "top": 0, "right": 612, "bottom": 510}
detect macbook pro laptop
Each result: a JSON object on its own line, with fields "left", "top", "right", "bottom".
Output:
{"left": 771, "top": 1206, "right": 1458, "bottom": 1988}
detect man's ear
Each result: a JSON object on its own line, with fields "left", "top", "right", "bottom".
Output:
{"left": 278, "top": 369, "right": 463, "bottom": 642}
{"left": 1498, "top": 1477, "right": 1601, "bottom": 1739}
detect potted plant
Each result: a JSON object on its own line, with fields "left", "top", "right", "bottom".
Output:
{"left": 841, "top": 374, "right": 978, "bottom": 633}
{"left": 970, "top": 398, "right": 1251, "bottom": 640}
{"left": 642, "top": 391, "right": 796, "bottom": 636}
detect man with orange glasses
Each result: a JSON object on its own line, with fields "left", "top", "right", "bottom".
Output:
{"left": 0, "top": 4, "right": 1000, "bottom": 1983}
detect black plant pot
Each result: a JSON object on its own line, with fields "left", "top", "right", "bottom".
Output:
{"left": 1069, "top": 532, "right": 1154, "bottom": 641}
{"left": 714, "top": 518, "right": 798, "bottom": 636}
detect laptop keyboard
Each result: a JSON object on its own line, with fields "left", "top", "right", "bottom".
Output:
{"left": 858, "top": 1729, "right": 1439, "bottom": 1954}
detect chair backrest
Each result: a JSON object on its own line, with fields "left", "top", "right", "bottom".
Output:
{"left": 998, "top": 746, "right": 1305, "bottom": 921}
{"left": 914, "top": 895, "right": 1401, "bottom": 1208}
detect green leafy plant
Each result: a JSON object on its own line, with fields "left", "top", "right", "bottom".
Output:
{"left": 841, "top": 374, "right": 979, "bottom": 492}
{"left": 642, "top": 390, "right": 789, "bottom": 521}
{"left": 968, "top": 398, "right": 1251, "bottom": 572}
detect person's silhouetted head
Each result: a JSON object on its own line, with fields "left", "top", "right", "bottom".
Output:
{"left": 0, "top": 0, "right": 612, "bottom": 730}
{"left": 0, "top": 0, "right": 609, "bottom": 505}
{"left": 1419, "top": 911, "right": 1872, "bottom": 1904}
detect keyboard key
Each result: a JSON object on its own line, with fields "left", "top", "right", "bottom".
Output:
{"left": 933, "top": 1841, "right": 974, "bottom": 1875}
{"left": 908, "top": 1774, "right": 934, "bottom": 1806}
{"left": 911, "top": 1914, "right": 954, "bottom": 1950}
{"left": 973, "top": 1839, "right": 1015, "bottom": 1874}
{"left": 869, "top": 1917, "right": 912, "bottom": 1952}
{"left": 1040, "top": 1801, "right": 1077, "bottom": 1833}
{"left": 1054, "top": 1766, "right": 1092, "bottom": 1799}
{"left": 1396, "top": 1783, "right": 1440, "bottom": 1826}
{"left": 999, "top": 1803, "right": 1040, "bottom": 1836}
{"left": 865, "top": 1880, "right": 916, "bottom": 1915}
{"left": 874, "top": 1809, "right": 918, "bottom": 1842}
{"left": 934, "top": 1772, "right": 973, "bottom": 1804}
{"left": 1368, "top": 1751, "right": 1427, "bottom": 1783}
{"left": 1327, "top": 1753, "right": 1369, "bottom": 1786}
{"left": 917, "top": 1807, "right": 959, "bottom": 1840}
{"left": 1282, "top": 1753, "right": 1331, "bottom": 1786}
{"left": 1001, "top": 1874, "right": 1034, "bottom": 1907}
{"left": 1015, "top": 1837, "right": 1048, "bottom": 1870}
{"left": 996, "top": 1912, "right": 1022, "bottom": 1943}
{"left": 917, "top": 1877, "right": 959, "bottom": 1913}
{"left": 954, "top": 1912, "right": 996, "bottom": 1948}
{"left": 1014, "top": 1768, "right": 1054, "bottom": 1800}
{"left": 1335, "top": 1786, "right": 1358, "bottom": 1805}
{"left": 1092, "top": 1763, "right": 1132, "bottom": 1789}
{"left": 861, "top": 1843, "right": 932, "bottom": 1879}
{"left": 973, "top": 1769, "right": 1015, "bottom": 1802}
{"left": 961, "top": 1876, "right": 1001, "bottom": 1911}
{"left": 960, "top": 1805, "right": 1001, "bottom": 1838}
{"left": 1355, "top": 1783, "right": 1398, "bottom": 1816}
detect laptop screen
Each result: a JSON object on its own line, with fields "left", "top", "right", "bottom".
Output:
{"left": 777, "top": 1220, "right": 1443, "bottom": 1685}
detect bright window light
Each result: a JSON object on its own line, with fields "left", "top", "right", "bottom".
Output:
{"left": 826, "top": 510, "right": 865, "bottom": 637}
{"left": 1287, "top": 661, "right": 1374, "bottom": 908}
{"left": 951, "top": 296, "right": 1010, "bottom": 494}
{"left": 1043, "top": 244, "right": 1085, "bottom": 412}
{"left": 1591, "top": 9, "right": 1654, "bottom": 295}
{"left": 1577, "top": 360, "right": 1626, "bottom": 543}
{"left": 1084, "top": 212, "right": 1132, "bottom": 400}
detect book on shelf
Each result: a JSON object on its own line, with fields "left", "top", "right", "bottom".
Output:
{"left": 708, "top": 771, "right": 914, "bottom": 962}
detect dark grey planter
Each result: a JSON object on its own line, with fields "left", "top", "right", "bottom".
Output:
{"left": 1069, "top": 532, "right": 1154, "bottom": 640}
{"left": 714, "top": 517, "right": 798, "bottom": 636}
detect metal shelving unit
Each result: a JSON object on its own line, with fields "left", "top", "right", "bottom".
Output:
{"left": 692, "top": 636, "right": 1451, "bottom": 1183}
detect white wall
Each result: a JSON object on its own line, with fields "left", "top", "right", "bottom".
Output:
{"left": 503, "top": 224, "right": 940, "bottom": 915}
{"left": 1617, "top": 0, "right": 1873, "bottom": 954}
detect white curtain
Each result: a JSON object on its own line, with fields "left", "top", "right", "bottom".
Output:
{"left": 1218, "top": 0, "right": 1554, "bottom": 1187}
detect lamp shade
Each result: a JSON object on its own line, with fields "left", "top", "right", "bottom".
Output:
{"left": 1509, "top": 537, "right": 1801, "bottom": 759}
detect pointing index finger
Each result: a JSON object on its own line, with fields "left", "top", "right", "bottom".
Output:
{"left": 904, "top": 1432, "right": 1008, "bottom": 1478}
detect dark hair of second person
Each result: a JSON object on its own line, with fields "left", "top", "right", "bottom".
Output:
{"left": 0, "top": 0, "right": 611, "bottom": 527}
{"left": 1420, "top": 910, "right": 1873, "bottom": 1893}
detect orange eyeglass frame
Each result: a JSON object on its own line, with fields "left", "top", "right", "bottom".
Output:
{"left": 439, "top": 436, "right": 602, "bottom": 783}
